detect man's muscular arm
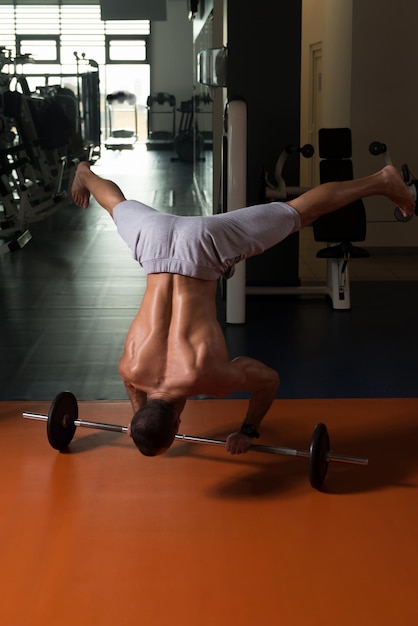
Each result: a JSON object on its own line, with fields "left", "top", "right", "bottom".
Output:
{"left": 119, "top": 350, "right": 148, "bottom": 413}
{"left": 225, "top": 357, "right": 279, "bottom": 454}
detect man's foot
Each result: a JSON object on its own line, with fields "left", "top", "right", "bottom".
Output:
{"left": 382, "top": 165, "right": 416, "bottom": 218}
{"left": 71, "top": 161, "right": 91, "bottom": 209}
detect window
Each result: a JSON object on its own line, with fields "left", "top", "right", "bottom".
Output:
{"left": 0, "top": 6, "right": 16, "bottom": 56}
{"left": 16, "top": 36, "right": 60, "bottom": 63}
{"left": 105, "top": 36, "right": 149, "bottom": 64}
{"left": 0, "top": 5, "right": 152, "bottom": 143}
{"left": 0, "top": 5, "right": 150, "bottom": 70}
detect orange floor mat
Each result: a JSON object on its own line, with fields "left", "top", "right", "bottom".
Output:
{"left": 1, "top": 398, "right": 418, "bottom": 626}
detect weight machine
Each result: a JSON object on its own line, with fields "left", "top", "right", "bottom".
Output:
{"left": 224, "top": 121, "right": 374, "bottom": 321}
{"left": 170, "top": 95, "right": 212, "bottom": 163}
{"left": 257, "top": 128, "right": 370, "bottom": 312}
{"left": 0, "top": 47, "right": 97, "bottom": 254}
{"left": 105, "top": 90, "right": 138, "bottom": 151}
{"left": 146, "top": 92, "right": 176, "bottom": 150}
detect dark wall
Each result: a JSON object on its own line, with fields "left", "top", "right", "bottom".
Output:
{"left": 227, "top": 0, "right": 302, "bottom": 206}
{"left": 227, "top": 0, "right": 302, "bottom": 286}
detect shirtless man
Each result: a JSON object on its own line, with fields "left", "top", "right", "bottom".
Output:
{"left": 71, "top": 161, "right": 414, "bottom": 456}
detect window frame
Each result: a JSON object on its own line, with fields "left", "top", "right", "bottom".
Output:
{"left": 105, "top": 34, "right": 150, "bottom": 65}
{"left": 16, "top": 34, "right": 61, "bottom": 64}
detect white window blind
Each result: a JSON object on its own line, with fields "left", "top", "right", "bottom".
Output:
{"left": 0, "top": 4, "right": 150, "bottom": 67}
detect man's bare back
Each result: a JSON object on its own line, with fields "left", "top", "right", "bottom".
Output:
{"left": 118, "top": 273, "right": 278, "bottom": 403}
{"left": 119, "top": 274, "right": 226, "bottom": 395}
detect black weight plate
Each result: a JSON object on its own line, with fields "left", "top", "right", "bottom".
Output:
{"left": 394, "top": 206, "right": 413, "bottom": 222}
{"left": 301, "top": 143, "right": 314, "bottom": 159}
{"left": 47, "top": 391, "right": 78, "bottom": 450}
{"left": 309, "top": 423, "right": 330, "bottom": 490}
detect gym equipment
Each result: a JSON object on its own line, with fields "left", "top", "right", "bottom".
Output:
{"left": 314, "top": 128, "right": 368, "bottom": 253}
{"left": 311, "top": 128, "right": 369, "bottom": 309}
{"left": 194, "top": 93, "right": 213, "bottom": 150}
{"left": 369, "top": 140, "right": 418, "bottom": 222}
{"left": 0, "top": 83, "right": 78, "bottom": 255}
{"left": 105, "top": 91, "right": 138, "bottom": 151}
{"left": 0, "top": 48, "right": 100, "bottom": 254}
{"left": 309, "top": 423, "right": 330, "bottom": 490}
{"left": 226, "top": 120, "right": 375, "bottom": 317}
{"left": 249, "top": 128, "right": 371, "bottom": 312}
{"left": 80, "top": 70, "right": 101, "bottom": 158}
{"left": 172, "top": 98, "right": 204, "bottom": 163}
{"left": 22, "top": 391, "right": 368, "bottom": 491}
{"left": 146, "top": 92, "right": 176, "bottom": 150}
{"left": 73, "top": 52, "right": 101, "bottom": 160}
{"left": 265, "top": 143, "right": 314, "bottom": 201}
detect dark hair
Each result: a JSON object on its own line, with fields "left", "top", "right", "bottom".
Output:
{"left": 130, "top": 399, "right": 178, "bottom": 456}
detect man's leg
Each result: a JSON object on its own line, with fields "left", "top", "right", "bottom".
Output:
{"left": 71, "top": 161, "right": 126, "bottom": 216}
{"left": 288, "top": 165, "right": 415, "bottom": 228}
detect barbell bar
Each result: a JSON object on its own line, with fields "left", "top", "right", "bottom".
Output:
{"left": 22, "top": 391, "right": 368, "bottom": 490}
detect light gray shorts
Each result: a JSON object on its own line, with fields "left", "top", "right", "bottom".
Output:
{"left": 113, "top": 200, "right": 301, "bottom": 280}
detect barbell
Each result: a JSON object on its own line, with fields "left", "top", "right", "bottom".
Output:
{"left": 22, "top": 391, "right": 368, "bottom": 491}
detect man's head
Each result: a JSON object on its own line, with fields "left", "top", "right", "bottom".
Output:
{"left": 129, "top": 399, "right": 181, "bottom": 456}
